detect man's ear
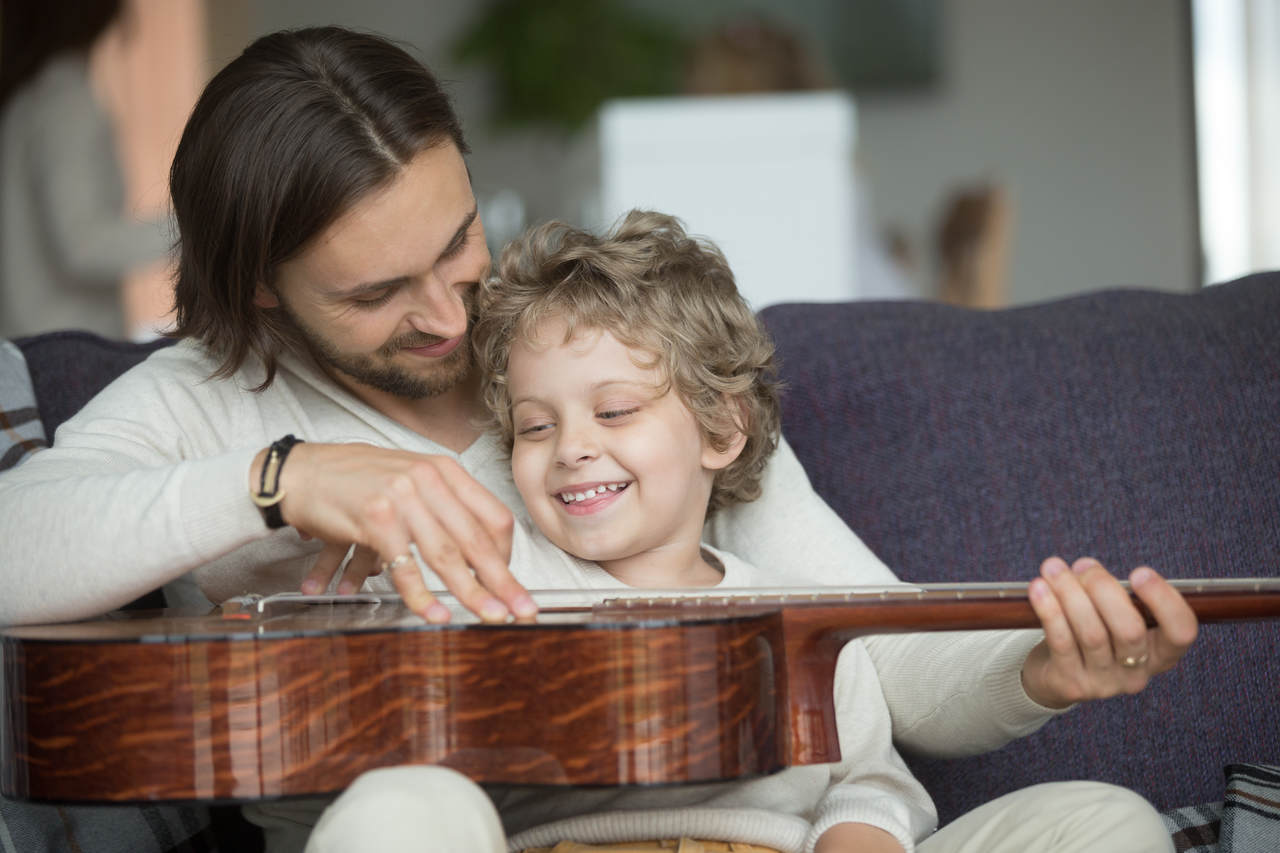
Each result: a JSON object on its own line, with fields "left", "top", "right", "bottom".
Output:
{"left": 253, "top": 283, "right": 280, "bottom": 309}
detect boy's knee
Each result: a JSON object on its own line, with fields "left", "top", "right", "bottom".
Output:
{"left": 306, "top": 766, "right": 505, "bottom": 853}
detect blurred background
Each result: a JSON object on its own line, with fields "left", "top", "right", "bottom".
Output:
{"left": 2, "top": 0, "right": 1278, "bottom": 339}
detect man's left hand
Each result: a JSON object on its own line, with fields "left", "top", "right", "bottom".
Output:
{"left": 1021, "top": 557, "right": 1199, "bottom": 709}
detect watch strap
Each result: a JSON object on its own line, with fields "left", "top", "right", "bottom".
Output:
{"left": 251, "top": 434, "right": 304, "bottom": 529}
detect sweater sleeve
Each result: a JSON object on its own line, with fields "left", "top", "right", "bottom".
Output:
{"left": 807, "top": 640, "right": 937, "bottom": 853}
{"left": 0, "top": 349, "right": 271, "bottom": 626}
{"left": 706, "top": 436, "right": 1065, "bottom": 756}
{"left": 863, "top": 630, "right": 1070, "bottom": 757}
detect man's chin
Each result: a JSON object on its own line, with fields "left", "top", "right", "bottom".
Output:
{"left": 338, "top": 352, "right": 473, "bottom": 401}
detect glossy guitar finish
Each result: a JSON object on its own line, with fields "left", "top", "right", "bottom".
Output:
{"left": 3, "top": 581, "right": 1278, "bottom": 804}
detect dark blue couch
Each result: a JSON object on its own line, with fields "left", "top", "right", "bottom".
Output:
{"left": 14, "top": 272, "right": 1280, "bottom": 829}
{"left": 760, "top": 272, "right": 1280, "bottom": 823}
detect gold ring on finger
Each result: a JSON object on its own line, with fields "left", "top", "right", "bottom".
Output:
{"left": 380, "top": 553, "right": 413, "bottom": 573}
{"left": 1120, "top": 653, "right": 1149, "bottom": 668}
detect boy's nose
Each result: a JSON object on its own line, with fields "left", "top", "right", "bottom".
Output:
{"left": 555, "top": 426, "right": 599, "bottom": 466}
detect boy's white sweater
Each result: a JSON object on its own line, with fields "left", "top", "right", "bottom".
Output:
{"left": 483, "top": 529, "right": 935, "bottom": 852}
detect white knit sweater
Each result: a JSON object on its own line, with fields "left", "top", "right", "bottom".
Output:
{"left": 0, "top": 339, "right": 1059, "bottom": 770}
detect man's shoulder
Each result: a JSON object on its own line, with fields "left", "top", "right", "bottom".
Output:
{"left": 131, "top": 338, "right": 266, "bottom": 389}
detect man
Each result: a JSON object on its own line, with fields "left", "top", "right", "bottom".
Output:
{"left": 0, "top": 27, "right": 1192, "bottom": 853}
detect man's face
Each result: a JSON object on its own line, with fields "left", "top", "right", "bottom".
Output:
{"left": 265, "top": 144, "right": 490, "bottom": 403}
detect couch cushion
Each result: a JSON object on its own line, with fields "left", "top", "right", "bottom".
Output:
{"left": 15, "top": 331, "right": 174, "bottom": 436}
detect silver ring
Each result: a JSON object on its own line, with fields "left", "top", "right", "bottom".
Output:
{"left": 1120, "top": 654, "right": 1149, "bottom": 669}
{"left": 380, "top": 554, "right": 412, "bottom": 573}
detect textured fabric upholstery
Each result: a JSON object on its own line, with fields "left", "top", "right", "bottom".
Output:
{"left": 16, "top": 330, "right": 174, "bottom": 435}
{"left": 760, "top": 272, "right": 1280, "bottom": 823}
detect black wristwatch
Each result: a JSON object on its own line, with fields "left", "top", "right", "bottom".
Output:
{"left": 251, "top": 434, "right": 304, "bottom": 529}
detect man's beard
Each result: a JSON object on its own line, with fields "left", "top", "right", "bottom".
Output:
{"left": 275, "top": 301, "right": 474, "bottom": 400}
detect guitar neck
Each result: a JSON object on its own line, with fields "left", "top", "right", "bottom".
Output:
{"left": 583, "top": 578, "right": 1280, "bottom": 630}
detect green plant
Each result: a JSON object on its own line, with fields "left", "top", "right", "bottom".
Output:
{"left": 453, "top": 0, "right": 687, "bottom": 133}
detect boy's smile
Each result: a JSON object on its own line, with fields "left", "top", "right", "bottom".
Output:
{"left": 506, "top": 320, "right": 733, "bottom": 587}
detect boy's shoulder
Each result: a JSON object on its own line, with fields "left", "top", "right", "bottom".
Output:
{"left": 510, "top": 519, "right": 626, "bottom": 592}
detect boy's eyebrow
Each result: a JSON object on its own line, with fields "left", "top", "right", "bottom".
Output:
{"left": 510, "top": 379, "right": 658, "bottom": 409}
{"left": 327, "top": 206, "right": 479, "bottom": 300}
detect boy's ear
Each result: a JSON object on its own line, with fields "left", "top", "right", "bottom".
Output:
{"left": 701, "top": 395, "right": 749, "bottom": 471}
{"left": 701, "top": 428, "right": 747, "bottom": 471}
{"left": 253, "top": 283, "right": 280, "bottom": 309}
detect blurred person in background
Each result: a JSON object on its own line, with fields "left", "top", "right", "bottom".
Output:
{"left": 0, "top": 0, "right": 204, "bottom": 341}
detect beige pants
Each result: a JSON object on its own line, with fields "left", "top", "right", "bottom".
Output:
{"left": 272, "top": 767, "right": 1173, "bottom": 853}
{"left": 520, "top": 843, "right": 778, "bottom": 853}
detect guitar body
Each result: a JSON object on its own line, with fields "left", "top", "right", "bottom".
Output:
{"left": 2, "top": 601, "right": 789, "bottom": 802}
{"left": 5, "top": 581, "right": 1278, "bottom": 804}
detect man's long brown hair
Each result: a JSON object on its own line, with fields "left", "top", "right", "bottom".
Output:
{"left": 169, "top": 26, "right": 467, "bottom": 387}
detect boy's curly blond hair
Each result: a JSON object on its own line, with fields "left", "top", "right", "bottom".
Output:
{"left": 472, "top": 209, "right": 781, "bottom": 515}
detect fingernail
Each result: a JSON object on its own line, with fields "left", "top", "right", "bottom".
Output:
{"left": 1131, "top": 567, "right": 1155, "bottom": 586}
{"left": 337, "top": 581, "right": 355, "bottom": 595}
{"left": 1029, "top": 578, "right": 1049, "bottom": 601}
{"left": 1071, "top": 557, "right": 1098, "bottom": 574}
{"left": 426, "top": 603, "right": 451, "bottom": 623}
{"left": 1043, "top": 559, "right": 1065, "bottom": 578}
{"left": 481, "top": 599, "right": 508, "bottom": 622}
{"left": 513, "top": 594, "right": 537, "bottom": 617}
{"left": 301, "top": 580, "right": 321, "bottom": 594}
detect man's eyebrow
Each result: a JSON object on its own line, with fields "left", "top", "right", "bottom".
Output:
{"left": 328, "top": 205, "right": 479, "bottom": 300}
{"left": 441, "top": 206, "right": 479, "bottom": 256}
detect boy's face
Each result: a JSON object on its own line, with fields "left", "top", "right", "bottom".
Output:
{"left": 507, "top": 319, "right": 734, "bottom": 577}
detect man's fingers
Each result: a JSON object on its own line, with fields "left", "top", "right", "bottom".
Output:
{"left": 397, "top": 501, "right": 509, "bottom": 623}
{"left": 381, "top": 550, "right": 449, "bottom": 624}
{"left": 1071, "top": 557, "right": 1150, "bottom": 668}
{"left": 336, "top": 545, "right": 380, "bottom": 595}
{"left": 1041, "top": 557, "right": 1114, "bottom": 670}
{"left": 434, "top": 459, "right": 516, "bottom": 563}
{"left": 1130, "top": 566, "right": 1199, "bottom": 671}
{"left": 1028, "top": 562, "right": 1082, "bottom": 663}
{"left": 412, "top": 463, "right": 533, "bottom": 618}
{"left": 301, "top": 541, "right": 350, "bottom": 595}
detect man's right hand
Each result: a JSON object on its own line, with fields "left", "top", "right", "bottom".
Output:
{"left": 252, "top": 442, "right": 534, "bottom": 623}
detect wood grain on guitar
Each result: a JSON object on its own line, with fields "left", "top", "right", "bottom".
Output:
{"left": 3, "top": 580, "right": 1277, "bottom": 804}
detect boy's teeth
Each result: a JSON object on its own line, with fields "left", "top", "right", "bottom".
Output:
{"left": 560, "top": 483, "right": 626, "bottom": 503}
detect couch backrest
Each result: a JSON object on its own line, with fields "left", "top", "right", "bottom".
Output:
{"left": 760, "top": 273, "right": 1280, "bottom": 820}
{"left": 16, "top": 332, "right": 174, "bottom": 435}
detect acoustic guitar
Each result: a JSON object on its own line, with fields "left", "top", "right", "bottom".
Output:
{"left": 3, "top": 580, "right": 1278, "bottom": 804}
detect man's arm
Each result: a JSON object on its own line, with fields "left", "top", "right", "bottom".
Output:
{"left": 704, "top": 437, "right": 1062, "bottom": 755}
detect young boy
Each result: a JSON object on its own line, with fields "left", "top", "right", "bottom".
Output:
{"left": 465, "top": 209, "right": 930, "bottom": 852}
{"left": 299, "top": 211, "right": 1172, "bottom": 853}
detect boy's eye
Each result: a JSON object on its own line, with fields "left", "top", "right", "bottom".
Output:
{"left": 516, "top": 421, "right": 554, "bottom": 438}
{"left": 597, "top": 407, "right": 639, "bottom": 421}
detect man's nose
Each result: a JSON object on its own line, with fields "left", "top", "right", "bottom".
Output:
{"left": 405, "top": 276, "right": 469, "bottom": 339}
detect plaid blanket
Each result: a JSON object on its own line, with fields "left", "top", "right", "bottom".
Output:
{"left": 1161, "top": 764, "right": 1280, "bottom": 852}
{"left": 0, "top": 340, "right": 47, "bottom": 470}
{"left": 0, "top": 338, "right": 219, "bottom": 851}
